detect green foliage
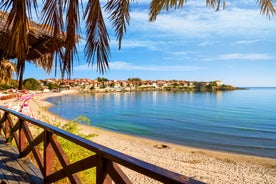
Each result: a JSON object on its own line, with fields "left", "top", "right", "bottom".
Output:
{"left": 62, "top": 121, "right": 79, "bottom": 134}
{"left": 47, "top": 82, "right": 59, "bottom": 90}
{"left": 96, "top": 77, "right": 109, "bottom": 82}
{"left": 9, "top": 79, "right": 18, "bottom": 88}
{"left": 56, "top": 135, "right": 96, "bottom": 183}
{"left": 128, "top": 77, "right": 141, "bottom": 81}
{"left": 0, "top": 83, "right": 11, "bottom": 90}
{"left": 109, "top": 83, "right": 115, "bottom": 87}
{"left": 73, "top": 115, "right": 91, "bottom": 125}
{"left": 53, "top": 116, "right": 97, "bottom": 183}
{"left": 23, "top": 78, "right": 40, "bottom": 90}
{"left": 0, "top": 79, "right": 18, "bottom": 90}
{"left": 100, "top": 84, "right": 107, "bottom": 89}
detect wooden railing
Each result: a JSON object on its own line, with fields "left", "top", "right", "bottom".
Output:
{"left": 0, "top": 107, "right": 204, "bottom": 184}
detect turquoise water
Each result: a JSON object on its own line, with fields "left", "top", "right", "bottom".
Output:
{"left": 47, "top": 88, "right": 276, "bottom": 158}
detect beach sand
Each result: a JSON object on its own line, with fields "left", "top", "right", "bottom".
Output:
{"left": 2, "top": 90, "right": 276, "bottom": 184}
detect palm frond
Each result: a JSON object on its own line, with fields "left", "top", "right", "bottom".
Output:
{"left": 41, "top": 0, "right": 65, "bottom": 76}
{"left": 6, "top": 0, "right": 28, "bottom": 78}
{"left": 0, "top": 59, "right": 16, "bottom": 83}
{"left": 0, "top": 0, "right": 37, "bottom": 78}
{"left": 257, "top": 0, "right": 276, "bottom": 18}
{"left": 4, "top": 0, "right": 28, "bottom": 61}
{"left": 84, "top": 0, "right": 110, "bottom": 74}
{"left": 149, "top": 0, "right": 186, "bottom": 21}
{"left": 63, "top": 0, "right": 80, "bottom": 77}
{"left": 32, "top": 54, "right": 54, "bottom": 74}
{"left": 206, "top": 0, "right": 225, "bottom": 11}
{"left": 105, "top": 0, "right": 130, "bottom": 49}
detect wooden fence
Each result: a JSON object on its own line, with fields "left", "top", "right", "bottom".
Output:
{"left": 0, "top": 106, "right": 204, "bottom": 184}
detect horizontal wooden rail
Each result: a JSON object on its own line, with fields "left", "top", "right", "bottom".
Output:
{"left": 0, "top": 106, "right": 204, "bottom": 184}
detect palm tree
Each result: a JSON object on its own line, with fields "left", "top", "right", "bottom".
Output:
{"left": 0, "top": 59, "right": 16, "bottom": 84}
{"left": 0, "top": 0, "right": 275, "bottom": 89}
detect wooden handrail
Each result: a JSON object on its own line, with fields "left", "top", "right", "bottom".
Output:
{"left": 0, "top": 106, "right": 204, "bottom": 184}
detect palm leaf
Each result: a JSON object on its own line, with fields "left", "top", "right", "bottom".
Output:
{"left": 257, "top": 0, "right": 276, "bottom": 18}
{"left": 32, "top": 54, "right": 54, "bottom": 74}
{"left": 149, "top": 0, "right": 186, "bottom": 21}
{"left": 63, "top": 0, "right": 80, "bottom": 77}
{"left": 105, "top": 0, "right": 130, "bottom": 49}
{"left": 84, "top": 0, "right": 110, "bottom": 74}
{"left": 41, "top": 0, "right": 65, "bottom": 77}
{"left": 150, "top": 0, "right": 275, "bottom": 21}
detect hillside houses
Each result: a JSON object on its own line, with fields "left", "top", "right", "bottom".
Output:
{"left": 38, "top": 78, "right": 234, "bottom": 92}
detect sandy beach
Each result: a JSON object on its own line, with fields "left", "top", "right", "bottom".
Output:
{"left": 1, "top": 90, "right": 276, "bottom": 184}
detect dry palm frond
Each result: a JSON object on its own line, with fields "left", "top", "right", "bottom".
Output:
{"left": 206, "top": 0, "right": 226, "bottom": 11}
{"left": 32, "top": 54, "right": 54, "bottom": 74}
{"left": 257, "top": 0, "right": 276, "bottom": 18}
{"left": 3, "top": 0, "right": 28, "bottom": 74}
{"left": 0, "top": 0, "right": 37, "bottom": 85}
{"left": 63, "top": 0, "right": 80, "bottom": 77}
{"left": 84, "top": 0, "right": 110, "bottom": 74}
{"left": 105, "top": 0, "right": 130, "bottom": 49}
{"left": 150, "top": 0, "right": 275, "bottom": 21}
{"left": 149, "top": 0, "right": 187, "bottom": 21}
{"left": 41, "top": 0, "right": 64, "bottom": 76}
{"left": 0, "top": 59, "right": 16, "bottom": 84}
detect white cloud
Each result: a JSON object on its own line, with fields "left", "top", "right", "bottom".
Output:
{"left": 110, "top": 61, "right": 201, "bottom": 72}
{"left": 110, "top": 62, "right": 202, "bottom": 71}
{"left": 218, "top": 53, "right": 272, "bottom": 60}
{"left": 128, "top": 4, "right": 275, "bottom": 39}
{"left": 235, "top": 40, "right": 260, "bottom": 45}
{"left": 200, "top": 52, "right": 274, "bottom": 61}
{"left": 75, "top": 61, "right": 202, "bottom": 72}
{"left": 171, "top": 51, "right": 197, "bottom": 56}
{"left": 198, "top": 42, "right": 210, "bottom": 46}
{"left": 110, "top": 39, "right": 161, "bottom": 50}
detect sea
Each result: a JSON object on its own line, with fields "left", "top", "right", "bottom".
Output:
{"left": 47, "top": 87, "right": 276, "bottom": 158}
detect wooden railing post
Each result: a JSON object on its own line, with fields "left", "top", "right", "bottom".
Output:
{"left": 96, "top": 154, "right": 112, "bottom": 184}
{"left": 19, "top": 119, "right": 26, "bottom": 155}
{"left": 44, "top": 130, "right": 54, "bottom": 180}
{"left": 4, "top": 114, "right": 10, "bottom": 142}
{"left": 96, "top": 153, "right": 104, "bottom": 184}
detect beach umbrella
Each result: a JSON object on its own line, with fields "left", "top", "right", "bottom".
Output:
{"left": 0, "top": 13, "right": 66, "bottom": 61}
{"left": 0, "top": 11, "right": 68, "bottom": 89}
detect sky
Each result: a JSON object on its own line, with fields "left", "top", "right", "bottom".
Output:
{"left": 23, "top": 0, "right": 276, "bottom": 87}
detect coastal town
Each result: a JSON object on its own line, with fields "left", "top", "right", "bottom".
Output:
{"left": 42, "top": 78, "right": 233, "bottom": 92}
{"left": 1, "top": 77, "right": 237, "bottom": 94}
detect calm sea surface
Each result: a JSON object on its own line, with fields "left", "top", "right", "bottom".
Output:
{"left": 47, "top": 88, "right": 276, "bottom": 158}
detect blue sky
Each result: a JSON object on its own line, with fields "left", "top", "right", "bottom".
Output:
{"left": 24, "top": 0, "right": 276, "bottom": 87}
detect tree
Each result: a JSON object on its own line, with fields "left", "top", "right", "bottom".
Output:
{"left": 96, "top": 77, "right": 109, "bottom": 82}
{"left": 128, "top": 78, "right": 142, "bottom": 81}
{"left": 23, "top": 78, "right": 41, "bottom": 90}
{"left": 0, "top": 0, "right": 275, "bottom": 90}
{"left": 47, "top": 82, "right": 59, "bottom": 90}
